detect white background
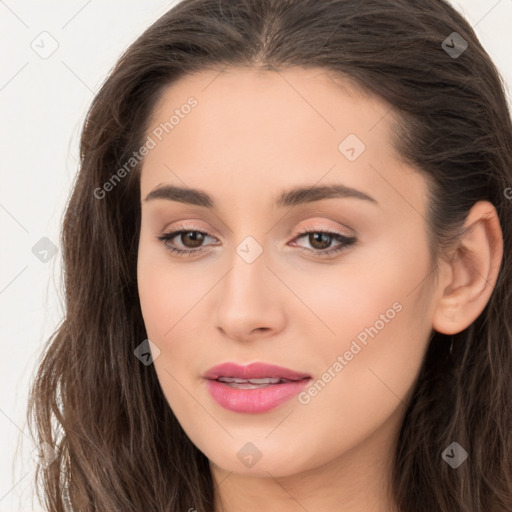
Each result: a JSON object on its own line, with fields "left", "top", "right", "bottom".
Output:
{"left": 1, "top": 1, "right": 511, "bottom": 510}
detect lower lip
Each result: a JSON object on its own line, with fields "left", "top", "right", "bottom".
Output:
{"left": 204, "top": 378, "right": 311, "bottom": 413}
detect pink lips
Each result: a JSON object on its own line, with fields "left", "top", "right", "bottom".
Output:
{"left": 203, "top": 362, "right": 311, "bottom": 414}
{"left": 203, "top": 361, "right": 311, "bottom": 381}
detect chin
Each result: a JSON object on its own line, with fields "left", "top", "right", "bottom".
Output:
{"left": 203, "top": 435, "right": 317, "bottom": 478}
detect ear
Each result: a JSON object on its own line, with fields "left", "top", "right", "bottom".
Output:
{"left": 432, "top": 201, "right": 503, "bottom": 335}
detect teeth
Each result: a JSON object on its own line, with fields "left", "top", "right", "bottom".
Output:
{"left": 246, "top": 377, "right": 282, "bottom": 384}
{"left": 217, "top": 377, "right": 286, "bottom": 384}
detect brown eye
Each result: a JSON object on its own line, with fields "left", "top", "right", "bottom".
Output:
{"left": 307, "top": 232, "right": 333, "bottom": 250}
{"left": 157, "top": 228, "right": 216, "bottom": 256}
{"left": 179, "top": 231, "right": 206, "bottom": 248}
{"left": 291, "top": 229, "right": 357, "bottom": 257}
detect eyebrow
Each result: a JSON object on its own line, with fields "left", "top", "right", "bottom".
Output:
{"left": 144, "top": 183, "right": 377, "bottom": 208}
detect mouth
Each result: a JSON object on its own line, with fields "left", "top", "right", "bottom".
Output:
{"left": 213, "top": 376, "right": 309, "bottom": 389}
{"left": 202, "top": 362, "right": 312, "bottom": 413}
{"left": 203, "top": 361, "right": 311, "bottom": 382}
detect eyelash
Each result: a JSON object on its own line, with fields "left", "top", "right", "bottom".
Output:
{"left": 157, "top": 225, "right": 357, "bottom": 258}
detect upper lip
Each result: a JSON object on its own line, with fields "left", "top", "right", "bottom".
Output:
{"left": 203, "top": 362, "right": 311, "bottom": 381}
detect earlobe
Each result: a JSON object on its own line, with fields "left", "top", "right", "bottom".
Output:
{"left": 432, "top": 201, "right": 503, "bottom": 336}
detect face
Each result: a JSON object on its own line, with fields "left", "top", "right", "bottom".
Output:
{"left": 137, "top": 66, "right": 439, "bottom": 479}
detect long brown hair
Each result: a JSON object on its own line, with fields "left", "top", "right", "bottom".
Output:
{"left": 27, "top": 0, "right": 512, "bottom": 510}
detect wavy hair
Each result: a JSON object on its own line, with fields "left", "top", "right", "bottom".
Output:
{"left": 27, "top": 0, "right": 512, "bottom": 510}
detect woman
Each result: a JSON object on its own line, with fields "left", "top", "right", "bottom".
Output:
{"left": 27, "top": 0, "right": 512, "bottom": 510}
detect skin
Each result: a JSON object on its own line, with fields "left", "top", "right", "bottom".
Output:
{"left": 136, "top": 67, "right": 503, "bottom": 512}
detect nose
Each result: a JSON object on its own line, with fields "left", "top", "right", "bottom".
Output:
{"left": 215, "top": 241, "right": 286, "bottom": 342}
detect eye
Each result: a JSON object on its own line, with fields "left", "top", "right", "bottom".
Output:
{"left": 290, "top": 228, "right": 356, "bottom": 257}
{"left": 156, "top": 225, "right": 356, "bottom": 258}
{"left": 157, "top": 226, "right": 218, "bottom": 256}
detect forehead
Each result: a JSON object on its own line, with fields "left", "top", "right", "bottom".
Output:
{"left": 140, "top": 66, "right": 423, "bottom": 216}
{"left": 144, "top": 66, "right": 395, "bottom": 153}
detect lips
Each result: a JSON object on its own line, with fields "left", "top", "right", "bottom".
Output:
{"left": 203, "top": 362, "right": 312, "bottom": 413}
{"left": 203, "top": 361, "right": 311, "bottom": 382}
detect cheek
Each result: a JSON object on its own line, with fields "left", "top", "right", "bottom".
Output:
{"left": 137, "top": 236, "right": 205, "bottom": 338}
{"left": 136, "top": 239, "right": 217, "bottom": 387}
{"left": 138, "top": 256, "right": 172, "bottom": 340}
{"left": 299, "top": 237, "right": 433, "bottom": 421}
{"left": 286, "top": 245, "right": 424, "bottom": 356}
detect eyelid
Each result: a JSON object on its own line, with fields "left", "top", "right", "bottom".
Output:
{"left": 161, "top": 221, "right": 217, "bottom": 237}
{"left": 294, "top": 219, "right": 355, "bottom": 238}
{"left": 162, "top": 219, "right": 353, "bottom": 242}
